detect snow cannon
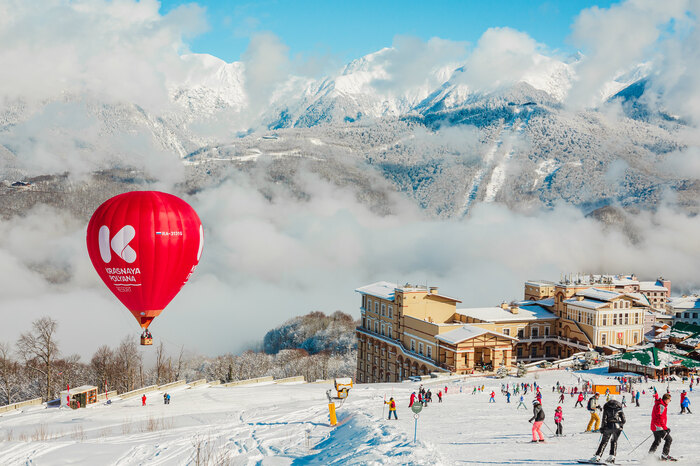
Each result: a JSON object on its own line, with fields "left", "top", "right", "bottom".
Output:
{"left": 334, "top": 377, "right": 353, "bottom": 399}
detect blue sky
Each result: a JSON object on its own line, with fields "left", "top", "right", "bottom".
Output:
{"left": 159, "top": 0, "right": 617, "bottom": 63}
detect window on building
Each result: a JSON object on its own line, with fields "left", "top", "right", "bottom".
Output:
{"left": 601, "top": 333, "right": 607, "bottom": 345}
{"left": 578, "top": 311, "right": 582, "bottom": 322}
{"left": 374, "top": 322, "right": 378, "bottom": 333}
{"left": 411, "top": 340, "right": 416, "bottom": 352}
{"left": 427, "top": 346, "right": 432, "bottom": 359}
{"left": 381, "top": 324, "right": 385, "bottom": 336}
{"left": 635, "top": 313, "right": 639, "bottom": 325}
{"left": 367, "top": 353, "right": 371, "bottom": 361}
{"left": 381, "top": 304, "right": 386, "bottom": 316}
{"left": 517, "top": 346, "right": 523, "bottom": 357}
{"left": 503, "top": 328, "right": 510, "bottom": 336}
{"left": 530, "top": 346, "right": 537, "bottom": 357}
{"left": 633, "top": 331, "right": 639, "bottom": 342}
{"left": 368, "top": 298, "right": 372, "bottom": 310}
{"left": 613, "top": 314, "right": 617, "bottom": 325}
{"left": 362, "top": 318, "right": 366, "bottom": 328}
{"left": 419, "top": 343, "right": 424, "bottom": 355}
{"left": 694, "top": 312, "right": 699, "bottom": 319}
{"left": 388, "top": 305, "right": 393, "bottom": 318}
{"left": 624, "top": 314, "right": 629, "bottom": 325}
{"left": 363, "top": 295, "right": 366, "bottom": 309}
{"left": 518, "top": 328, "right": 524, "bottom": 339}
{"left": 685, "top": 312, "right": 690, "bottom": 319}
{"left": 375, "top": 302, "right": 379, "bottom": 313}
{"left": 387, "top": 326, "right": 392, "bottom": 339}
{"left": 544, "top": 326, "right": 550, "bottom": 336}
{"left": 602, "top": 314, "right": 608, "bottom": 326}
{"left": 531, "top": 327, "right": 539, "bottom": 337}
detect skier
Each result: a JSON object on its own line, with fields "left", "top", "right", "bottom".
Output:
{"left": 621, "top": 395, "right": 627, "bottom": 408}
{"left": 426, "top": 389, "right": 432, "bottom": 404}
{"left": 589, "top": 396, "right": 625, "bottom": 464}
{"left": 472, "top": 386, "right": 477, "bottom": 395}
{"left": 554, "top": 406, "right": 564, "bottom": 436}
{"left": 559, "top": 392, "right": 565, "bottom": 404}
{"left": 438, "top": 390, "right": 443, "bottom": 403}
{"left": 517, "top": 395, "right": 527, "bottom": 409}
{"left": 385, "top": 397, "right": 397, "bottom": 420}
{"left": 141, "top": 394, "right": 146, "bottom": 406}
{"left": 163, "top": 393, "right": 167, "bottom": 405}
{"left": 680, "top": 390, "right": 686, "bottom": 413}
{"left": 649, "top": 393, "right": 676, "bottom": 461}
{"left": 409, "top": 391, "right": 416, "bottom": 407}
{"left": 444, "top": 385, "right": 448, "bottom": 394}
{"left": 575, "top": 392, "right": 585, "bottom": 408}
{"left": 586, "top": 393, "right": 602, "bottom": 432}
{"left": 489, "top": 391, "right": 496, "bottom": 403}
{"left": 681, "top": 395, "right": 691, "bottom": 414}
{"left": 166, "top": 393, "right": 171, "bottom": 405}
{"left": 635, "top": 390, "right": 641, "bottom": 407}
{"left": 506, "top": 391, "right": 511, "bottom": 403}
{"left": 529, "top": 400, "right": 545, "bottom": 442}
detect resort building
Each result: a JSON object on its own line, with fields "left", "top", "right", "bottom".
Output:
{"left": 667, "top": 296, "right": 700, "bottom": 326}
{"left": 355, "top": 274, "right": 658, "bottom": 383}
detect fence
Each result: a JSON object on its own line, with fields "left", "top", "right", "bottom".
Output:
{"left": 222, "top": 376, "right": 274, "bottom": 387}
{"left": 0, "top": 397, "right": 43, "bottom": 414}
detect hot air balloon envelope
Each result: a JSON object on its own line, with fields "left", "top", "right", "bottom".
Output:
{"left": 86, "top": 191, "right": 203, "bottom": 329}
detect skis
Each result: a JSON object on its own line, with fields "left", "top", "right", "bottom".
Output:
{"left": 577, "top": 460, "right": 638, "bottom": 465}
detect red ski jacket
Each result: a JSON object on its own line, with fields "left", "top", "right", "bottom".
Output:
{"left": 650, "top": 398, "right": 669, "bottom": 431}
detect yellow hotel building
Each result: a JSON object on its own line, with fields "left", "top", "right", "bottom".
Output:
{"left": 356, "top": 275, "right": 652, "bottom": 383}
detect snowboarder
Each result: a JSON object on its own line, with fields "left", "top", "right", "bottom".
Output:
{"left": 575, "top": 392, "right": 585, "bottom": 408}
{"left": 649, "top": 393, "right": 676, "bottom": 461}
{"left": 554, "top": 406, "right": 564, "bottom": 436}
{"left": 586, "top": 393, "right": 602, "bottom": 432}
{"left": 141, "top": 394, "right": 146, "bottom": 406}
{"left": 489, "top": 391, "right": 496, "bottom": 403}
{"left": 529, "top": 400, "right": 545, "bottom": 442}
{"left": 385, "top": 397, "right": 397, "bottom": 420}
{"left": 589, "top": 396, "right": 625, "bottom": 464}
{"left": 681, "top": 395, "right": 691, "bottom": 414}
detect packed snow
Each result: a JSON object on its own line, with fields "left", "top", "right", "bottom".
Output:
{"left": 1, "top": 367, "right": 698, "bottom": 465}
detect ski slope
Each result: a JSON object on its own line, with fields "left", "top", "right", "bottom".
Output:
{"left": 0, "top": 368, "right": 698, "bottom": 465}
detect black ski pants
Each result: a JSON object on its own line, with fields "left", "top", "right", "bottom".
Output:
{"left": 649, "top": 429, "right": 672, "bottom": 456}
{"left": 555, "top": 422, "right": 563, "bottom": 435}
{"left": 595, "top": 427, "right": 621, "bottom": 457}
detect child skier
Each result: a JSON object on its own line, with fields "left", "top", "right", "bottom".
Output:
{"left": 554, "top": 406, "right": 564, "bottom": 436}
{"left": 489, "top": 391, "right": 496, "bottom": 403}
{"left": 575, "top": 392, "right": 584, "bottom": 408}
{"left": 681, "top": 395, "right": 691, "bottom": 414}
{"left": 385, "top": 397, "right": 397, "bottom": 420}
{"left": 529, "top": 400, "right": 545, "bottom": 442}
{"left": 517, "top": 395, "right": 527, "bottom": 409}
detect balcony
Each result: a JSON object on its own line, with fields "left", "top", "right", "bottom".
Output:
{"left": 517, "top": 334, "right": 591, "bottom": 351}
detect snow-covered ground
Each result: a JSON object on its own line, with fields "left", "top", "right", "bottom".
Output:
{"left": 0, "top": 368, "right": 697, "bottom": 465}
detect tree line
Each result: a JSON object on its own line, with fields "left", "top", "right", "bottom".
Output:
{"left": 0, "top": 311, "right": 358, "bottom": 406}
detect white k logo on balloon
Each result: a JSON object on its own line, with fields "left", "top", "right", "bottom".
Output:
{"left": 98, "top": 225, "right": 137, "bottom": 263}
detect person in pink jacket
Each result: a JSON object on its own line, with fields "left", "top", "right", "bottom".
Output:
{"left": 554, "top": 406, "right": 564, "bottom": 436}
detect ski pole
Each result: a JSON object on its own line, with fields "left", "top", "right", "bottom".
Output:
{"left": 542, "top": 422, "right": 556, "bottom": 436}
{"left": 382, "top": 394, "right": 386, "bottom": 419}
{"left": 620, "top": 429, "right": 632, "bottom": 447}
{"left": 625, "top": 433, "right": 653, "bottom": 456}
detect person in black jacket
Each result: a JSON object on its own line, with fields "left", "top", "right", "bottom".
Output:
{"left": 529, "top": 400, "right": 546, "bottom": 442}
{"left": 590, "top": 397, "right": 626, "bottom": 463}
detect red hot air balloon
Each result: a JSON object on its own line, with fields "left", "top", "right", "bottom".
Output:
{"left": 86, "top": 191, "right": 203, "bottom": 345}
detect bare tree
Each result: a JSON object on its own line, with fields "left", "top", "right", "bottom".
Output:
{"left": 91, "top": 345, "right": 114, "bottom": 393}
{"left": 16, "top": 317, "right": 59, "bottom": 401}
{"left": 155, "top": 341, "right": 173, "bottom": 385}
{"left": 113, "top": 336, "right": 141, "bottom": 393}
{"left": 0, "top": 342, "right": 22, "bottom": 405}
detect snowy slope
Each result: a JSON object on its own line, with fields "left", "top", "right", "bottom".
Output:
{"left": 1, "top": 367, "right": 698, "bottom": 465}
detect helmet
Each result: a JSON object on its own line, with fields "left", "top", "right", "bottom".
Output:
{"left": 556, "top": 406, "right": 562, "bottom": 410}
{"left": 532, "top": 399, "right": 539, "bottom": 404}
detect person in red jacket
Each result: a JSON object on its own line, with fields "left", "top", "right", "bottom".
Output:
{"left": 575, "top": 392, "right": 584, "bottom": 408}
{"left": 409, "top": 392, "right": 416, "bottom": 407}
{"left": 649, "top": 393, "right": 675, "bottom": 461}
{"left": 141, "top": 394, "right": 146, "bottom": 406}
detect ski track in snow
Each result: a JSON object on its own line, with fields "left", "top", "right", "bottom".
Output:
{"left": 0, "top": 368, "right": 698, "bottom": 465}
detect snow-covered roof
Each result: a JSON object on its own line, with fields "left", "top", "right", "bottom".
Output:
{"left": 612, "top": 277, "right": 638, "bottom": 286}
{"left": 456, "top": 305, "right": 556, "bottom": 323}
{"left": 668, "top": 296, "right": 700, "bottom": 310}
{"left": 435, "top": 325, "right": 517, "bottom": 345}
{"left": 615, "top": 347, "right": 700, "bottom": 370}
{"left": 576, "top": 288, "right": 623, "bottom": 302}
{"left": 355, "top": 281, "right": 398, "bottom": 300}
{"left": 639, "top": 281, "right": 668, "bottom": 292}
{"left": 525, "top": 280, "right": 556, "bottom": 286}
{"left": 626, "top": 292, "right": 650, "bottom": 307}
{"left": 564, "top": 298, "right": 608, "bottom": 309}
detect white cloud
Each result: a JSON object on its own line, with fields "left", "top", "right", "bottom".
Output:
{"left": 0, "top": 0, "right": 207, "bottom": 110}
{"left": 567, "top": 0, "right": 690, "bottom": 108}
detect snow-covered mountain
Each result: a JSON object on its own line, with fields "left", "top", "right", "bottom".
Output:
{"left": 0, "top": 47, "right": 696, "bottom": 220}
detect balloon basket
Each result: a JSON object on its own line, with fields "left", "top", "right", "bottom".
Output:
{"left": 140, "top": 337, "right": 153, "bottom": 346}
